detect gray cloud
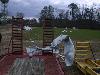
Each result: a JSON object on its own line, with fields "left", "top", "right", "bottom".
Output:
{"left": 7, "top": 0, "right": 100, "bottom": 18}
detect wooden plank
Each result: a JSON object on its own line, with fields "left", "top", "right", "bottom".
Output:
{"left": 8, "top": 58, "right": 45, "bottom": 75}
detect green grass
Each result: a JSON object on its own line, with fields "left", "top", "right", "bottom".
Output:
{"left": 24, "top": 27, "right": 43, "bottom": 40}
{"left": 24, "top": 27, "right": 100, "bottom": 41}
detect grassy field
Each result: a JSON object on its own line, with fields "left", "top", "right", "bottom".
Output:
{"left": 24, "top": 27, "right": 100, "bottom": 41}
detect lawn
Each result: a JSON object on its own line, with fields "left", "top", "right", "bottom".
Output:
{"left": 24, "top": 27, "right": 100, "bottom": 41}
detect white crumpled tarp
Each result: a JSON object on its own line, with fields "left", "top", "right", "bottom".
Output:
{"left": 24, "top": 26, "right": 32, "bottom": 31}
{"left": 26, "top": 47, "right": 37, "bottom": 57}
{"left": 42, "top": 46, "right": 52, "bottom": 51}
{"left": 64, "top": 37, "right": 75, "bottom": 66}
{"left": 51, "top": 35, "right": 67, "bottom": 47}
{"left": 51, "top": 34, "right": 75, "bottom": 66}
{"left": 26, "top": 34, "right": 75, "bottom": 66}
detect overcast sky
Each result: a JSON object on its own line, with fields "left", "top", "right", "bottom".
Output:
{"left": 7, "top": 0, "right": 100, "bottom": 18}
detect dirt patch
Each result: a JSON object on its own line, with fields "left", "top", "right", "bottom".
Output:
{"left": 91, "top": 41, "right": 100, "bottom": 59}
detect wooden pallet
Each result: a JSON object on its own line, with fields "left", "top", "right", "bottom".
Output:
{"left": 42, "top": 19, "right": 54, "bottom": 54}
{"left": 75, "top": 41, "right": 100, "bottom": 75}
{"left": 12, "top": 17, "right": 23, "bottom": 54}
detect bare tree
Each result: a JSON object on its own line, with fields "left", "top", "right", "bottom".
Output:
{"left": 0, "top": 0, "right": 9, "bottom": 22}
{"left": 68, "top": 3, "right": 79, "bottom": 20}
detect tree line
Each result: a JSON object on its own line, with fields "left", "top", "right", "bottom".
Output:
{"left": 39, "top": 3, "right": 100, "bottom": 29}
{"left": 0, "top": 1, "right": 100, "bottom": 29}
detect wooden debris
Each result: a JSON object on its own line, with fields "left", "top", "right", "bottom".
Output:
{"left": 7, "top": 58, "right": 44, "bottom": 75}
